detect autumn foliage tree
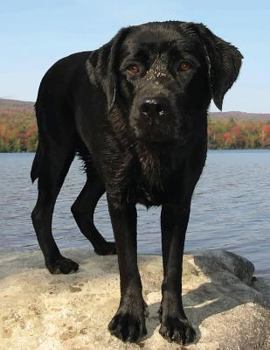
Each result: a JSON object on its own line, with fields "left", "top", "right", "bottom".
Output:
{"left": 261, "top": 124, "right": 270, "bottom": 147}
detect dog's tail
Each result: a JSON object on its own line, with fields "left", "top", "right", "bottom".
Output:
{"left": 31, "top": 102, "right": 43, "bottom": 183}
{"left": 30, "top": 143, "right": 42, "bottom": 183}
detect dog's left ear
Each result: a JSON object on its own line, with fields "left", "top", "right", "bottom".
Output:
{"left": 192, "top": 23, "right": 243, "bottom": 110}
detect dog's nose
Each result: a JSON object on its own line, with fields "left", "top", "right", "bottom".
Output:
{"left": 140, "top": 98, "right": 168, "bottom": 118}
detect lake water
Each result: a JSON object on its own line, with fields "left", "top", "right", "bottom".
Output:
{"left": 0, "top": 150, "right": 269, "bottom": 279}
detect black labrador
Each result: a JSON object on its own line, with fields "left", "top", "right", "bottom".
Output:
{"left": 31, "top": 21, "right": 242, "bottom": 344}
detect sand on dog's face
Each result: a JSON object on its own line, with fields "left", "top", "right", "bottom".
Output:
{"left": 0, "top": 249, "right": 269, "bottom": 350}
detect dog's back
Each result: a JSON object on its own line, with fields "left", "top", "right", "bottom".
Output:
{"left": 31, "top": 51, "right": 90, "bottom": 183}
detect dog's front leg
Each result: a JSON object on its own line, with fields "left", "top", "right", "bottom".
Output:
{"left": 107, "top": 195, "right": 147, "bottom": 342}
{"left": 159, "top": 202, "right": 196, "bottom": 345}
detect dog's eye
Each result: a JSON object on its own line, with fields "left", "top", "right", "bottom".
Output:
{"left": 126, "top": 64, "right": 141, "bottom": 76}
{"left": 179, "top": 62, "right": 192, "bottom": 72}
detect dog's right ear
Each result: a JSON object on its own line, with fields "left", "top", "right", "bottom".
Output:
{"left": 85, "top": 27, "right": 130, "bottom": 113}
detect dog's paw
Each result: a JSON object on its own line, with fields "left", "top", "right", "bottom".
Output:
{"left": 94, "top": 241, "right": 116, "bottom": 255}
{"left": 159, "top": 316, "right": 196, "bottom": 345}
{"left": 108, "top": 310, "right": 147, "bottom": 342}
{"left": 46, "top": 256, "right": 79, "bottom": 274}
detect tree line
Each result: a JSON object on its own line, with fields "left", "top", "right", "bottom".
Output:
{"left": 0, "top": 109, "right": 270, "bottom": 152}
{"left": 208, "top": 117, "right": 270, "bottom": 149}
{"left": 0, "top": 110, "right": 37, "bottom": 151}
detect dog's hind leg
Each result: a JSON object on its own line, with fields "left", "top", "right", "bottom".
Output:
{"left": 31, "top": 141, "right": 78, "bottom": 274}
{"left": 71, "top": 169, "right": 116, "bottom": 255}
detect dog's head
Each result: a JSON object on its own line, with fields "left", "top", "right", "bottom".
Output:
{"left": 87, "top": 22, "right": 243, "bottom": 144}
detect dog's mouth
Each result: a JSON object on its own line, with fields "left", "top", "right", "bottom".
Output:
{"left": 130, "top": 112, "right": 192, "bottom": 146}
{"left": 130, "top": 113, "right": 176, "bottom": 141}
{"left": 133, "top": 127, "right": 193, "bottom": 148}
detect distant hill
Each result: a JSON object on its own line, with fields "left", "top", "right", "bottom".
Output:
{"left": 210, "top": 111, "right": 270, "bottom": 121}
{"left": 0, "top": 98, "right": 34, "bottom": 111}
{"left": 1, "top": 98, "right": 269, "bottom": 121}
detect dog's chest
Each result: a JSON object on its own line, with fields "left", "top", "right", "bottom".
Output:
{"left": 130, "top": 146, "right": 177, "bottom": 206}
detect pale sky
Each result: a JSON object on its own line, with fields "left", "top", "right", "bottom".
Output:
{"left": 1, "top": 0, "right": 270, "bottom": 112}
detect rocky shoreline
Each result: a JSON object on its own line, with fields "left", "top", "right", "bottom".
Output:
{"left": 0, "top": 249, "right": 269, "bottom": 349}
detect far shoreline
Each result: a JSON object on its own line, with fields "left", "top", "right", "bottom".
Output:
{"left": 1, "top": 148, "right": 270, "bottom": 154}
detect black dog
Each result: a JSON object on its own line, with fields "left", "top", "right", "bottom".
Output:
{"left": 31, "top": 21, "right": 242, "bottom": 344}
